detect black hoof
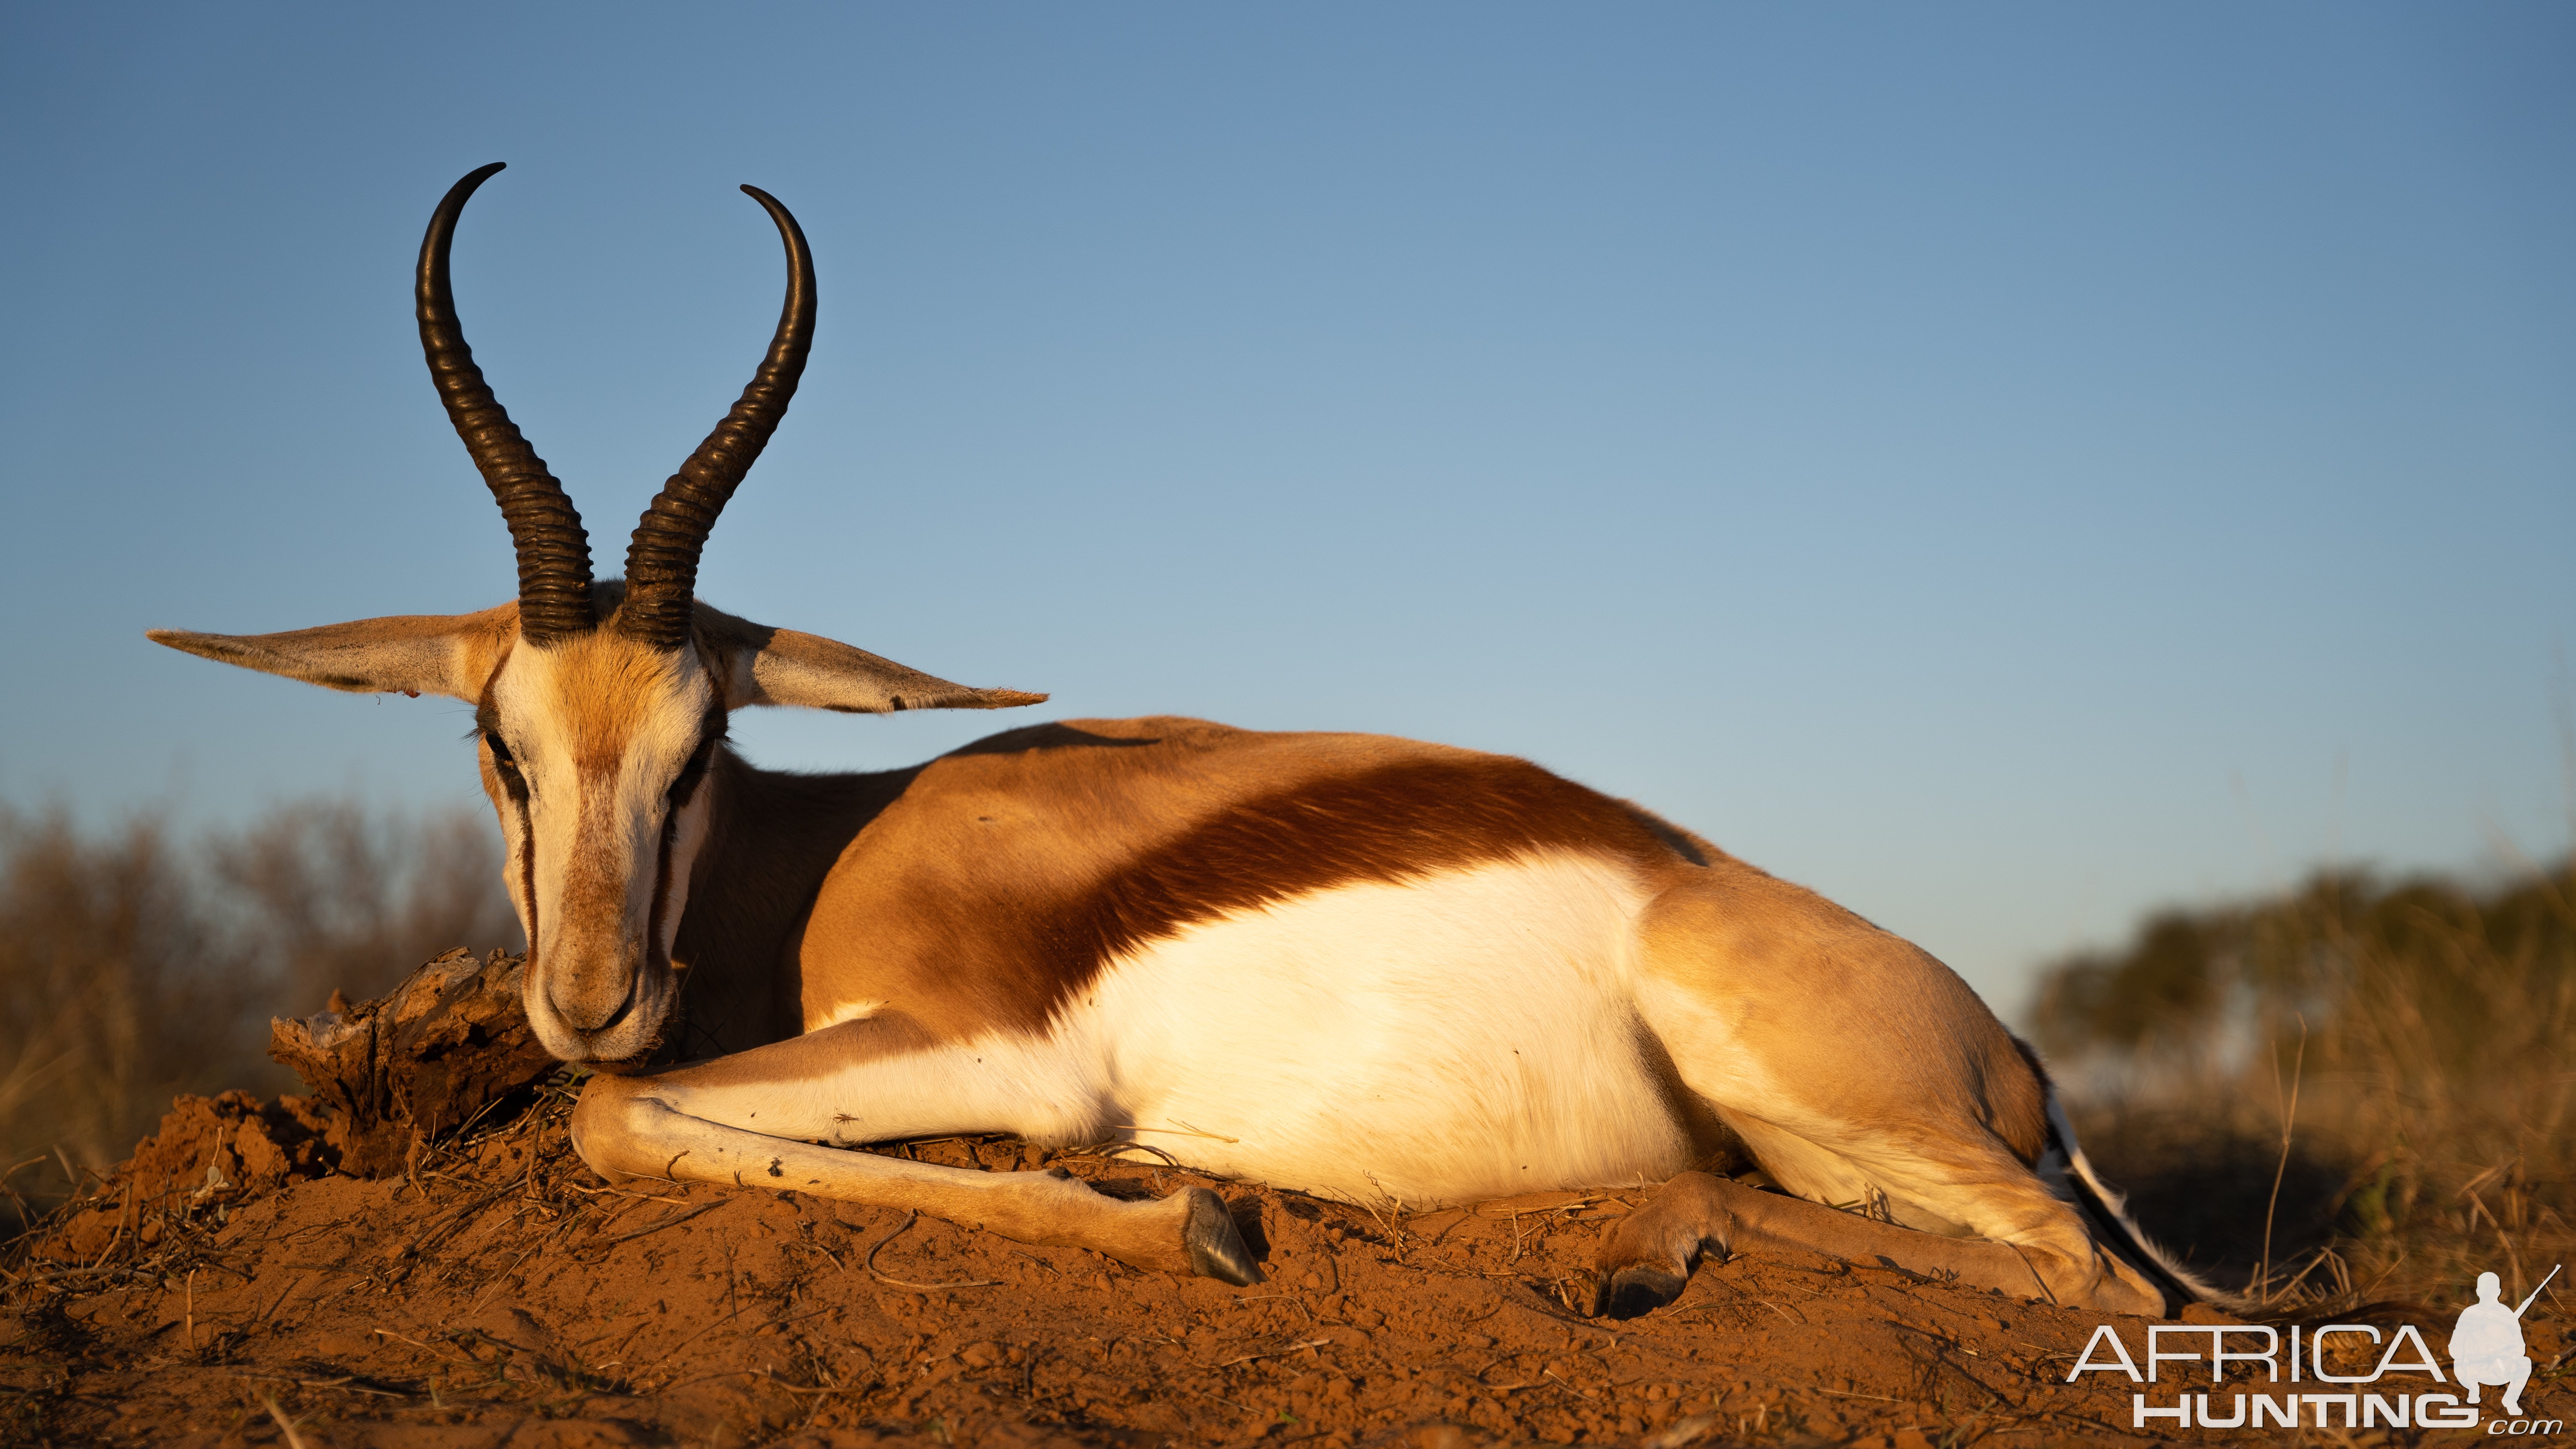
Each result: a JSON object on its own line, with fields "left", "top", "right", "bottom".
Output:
{"left": 1182, "top": 1188, "right": 1261, "bottom": 1286}
{"left": 1591, "top": 1263, "right": 1688, "bottom": 1319}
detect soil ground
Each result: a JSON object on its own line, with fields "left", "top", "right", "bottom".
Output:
{"left": 3, "top": 1087, "right": 2561, "bottom": 1448}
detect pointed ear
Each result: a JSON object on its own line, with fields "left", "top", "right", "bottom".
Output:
{"left": 146, "top": 603, "right": 518, "bottom": 702}
{"left": 694, "top": 604, "right": 1046, "bottom": 714}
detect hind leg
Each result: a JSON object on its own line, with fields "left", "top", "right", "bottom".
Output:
{"left": 1594, "top": 1144, "right": 2160, "bottom": 1316}
{"left": 1595, "top": 1170, "right": 2107, "bottom": 1316}
{"left": 1600, "top": 867, "right": 2165, "bottom": 1316}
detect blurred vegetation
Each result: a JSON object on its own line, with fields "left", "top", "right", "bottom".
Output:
{"left": 0, "top": 797, "right": 518, "bottom": 1231}
{"left": 2029, "top": 857, "right": 2575, "bottom": 1309}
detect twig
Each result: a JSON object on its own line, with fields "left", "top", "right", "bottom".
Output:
{"left": 1075, "top": 1140, "right": 1183, "bottom": 1167}
{"left": 634, "top": 1306, "right": 834, "bottom": 1382}
{"left": 597, "top": 1200, "right": 723, "bottom": 1248}
{"left": 1112, "top": 1122, "right": 1241, "bottom": 1143}
{"left": 761, "top": 1376, "right": 869, "bottom": 1395}
{"left": 10, "top": 1261, "right": 127, "bottom": 1286}
{"left": 2272, "top": 1246, "right": 2339, "bottom": 1303}
{"left": 372, "top": 1328, "right": 478, "bottom": 1366}
{"left": 2257, "top": 1013, "right": 2307, "bottom": 1299}
{"left": 2462, "top": 1189, "right": 2526, "bottom": 1296}
{"left": 562, "top": 1181, "right": 690, "bottom": 1206}
{"left": 84, "top": 1181, "right": 133, "bottom": 1271}
{"left": 261, "top": 1395, "right": 310, "bottom": 1449}
{"left": 861, "top": 1212, "right": 997, "bottom": 1290}
{"left": 464, "top": 1238, "right": 548, "bottom": 1314}
{"left": 1218, "top": 1337, "right": 1330, "bottom": 1367}
{"left": 238, "top": 1371, "right": 412, "bottom": 1400}
{"left": 1810, "top": 1383, "right": 1907, "bottom": 1404}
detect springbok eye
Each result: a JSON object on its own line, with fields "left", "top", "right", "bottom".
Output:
{"left": 483, "top": 733, "right": 529, "bottom": 798}
{"left": 667, "top": 737, "right": 717, "bottom": 809}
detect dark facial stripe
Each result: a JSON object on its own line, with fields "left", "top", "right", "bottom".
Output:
{"left": 478, "top": 676, "right": 540, "bottom": 962}
{"left": 647, "top": 714, "right": 725, "bottom": 981}
{"left": 514, "top": 791, "right": 539, "bottom": 974}
{"left": 647, "top": 791, "right": 679, "bottom": 971}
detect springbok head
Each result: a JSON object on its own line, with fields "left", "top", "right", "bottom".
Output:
{"left": 150, "top": 164, "right": 1043, "bottom": 1064}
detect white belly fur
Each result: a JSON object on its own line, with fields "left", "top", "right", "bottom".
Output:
{"left": 1049, "top": 852, "right": 1692, "bottom": 1207}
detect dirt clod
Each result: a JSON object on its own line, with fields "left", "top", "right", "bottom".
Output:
{"left": 266, "top": 948, "right": 559, "bottom": 1177}
{"left": 26, "top": 1090, "right": 333, "bottom": 1266}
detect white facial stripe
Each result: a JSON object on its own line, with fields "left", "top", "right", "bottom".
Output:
{"left": 607, "top": 657, "right": 711, "bottom": 943}
{"left": 486, "top": 637, "right": 720, "bottom": 1061}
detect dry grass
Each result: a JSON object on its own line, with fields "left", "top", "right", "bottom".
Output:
{"left": 2028, "top": 858, "right": 2575, "bottom": 1311}
{"left": 0, "top": 797, "right": 518, "bottom": 1231}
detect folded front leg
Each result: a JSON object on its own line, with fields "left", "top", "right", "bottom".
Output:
{"left": 565, "top": 1017, "right": 1258, "bottom": 1285}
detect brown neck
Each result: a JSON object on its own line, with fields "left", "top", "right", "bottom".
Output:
{"left": 666, "top": 749, "right": 923, "bottom": 1059}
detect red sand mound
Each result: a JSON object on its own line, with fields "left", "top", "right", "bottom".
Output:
{"left": 1, "top": 1084, "right": 2299, "bottom": 1449}
{"left": 9, "top": 949, "right": 2553, "bottom": 1445}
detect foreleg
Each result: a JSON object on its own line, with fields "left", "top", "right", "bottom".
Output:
{"left": 566, "top": 1017, "right": 1258, "bottom": 1285}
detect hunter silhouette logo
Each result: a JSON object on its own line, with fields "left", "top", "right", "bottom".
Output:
{"left": 2455, "top": 1266, "right": 2555, "bottom": 1419}
{"left": 2067, "top": 1264, "right": 2561, "bottom": 1432}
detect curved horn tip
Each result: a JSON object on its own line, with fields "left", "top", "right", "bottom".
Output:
{"left": 614, "top": 178, "right": 813, "bottom": 649}
{"left": 737, "top": 185, "right": 803, "bottom": 229}
{"left": 446, "top": 161, "right": 507, "bottom": 197}
{"left": 419, "top": 158, "right": 595, "bottom": 641}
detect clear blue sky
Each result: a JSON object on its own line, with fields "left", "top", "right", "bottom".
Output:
{"left": 4, "top": 4, "right": 2569, "bottom": 1014}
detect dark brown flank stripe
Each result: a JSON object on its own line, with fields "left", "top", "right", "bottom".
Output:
{"left": 998, "top": 754, "right": 1671, "bottom": 1030}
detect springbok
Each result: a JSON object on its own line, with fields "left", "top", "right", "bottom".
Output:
{"left": 154, "top": 164, "right": 2211, "bottom": 1319}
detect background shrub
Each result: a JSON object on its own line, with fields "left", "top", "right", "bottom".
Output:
{"left": 2029, "top": 859, "right": 2574, "bottom": 1307}
{"left": 0, "top": 797, "right": 517, "bottom": 1231}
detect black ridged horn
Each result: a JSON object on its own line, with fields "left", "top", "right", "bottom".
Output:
{"left": 418, "top": 162, "right": 596, "bottom": 645}
{"left": 617, "top": 185, "right": 815, "bottom": 650}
